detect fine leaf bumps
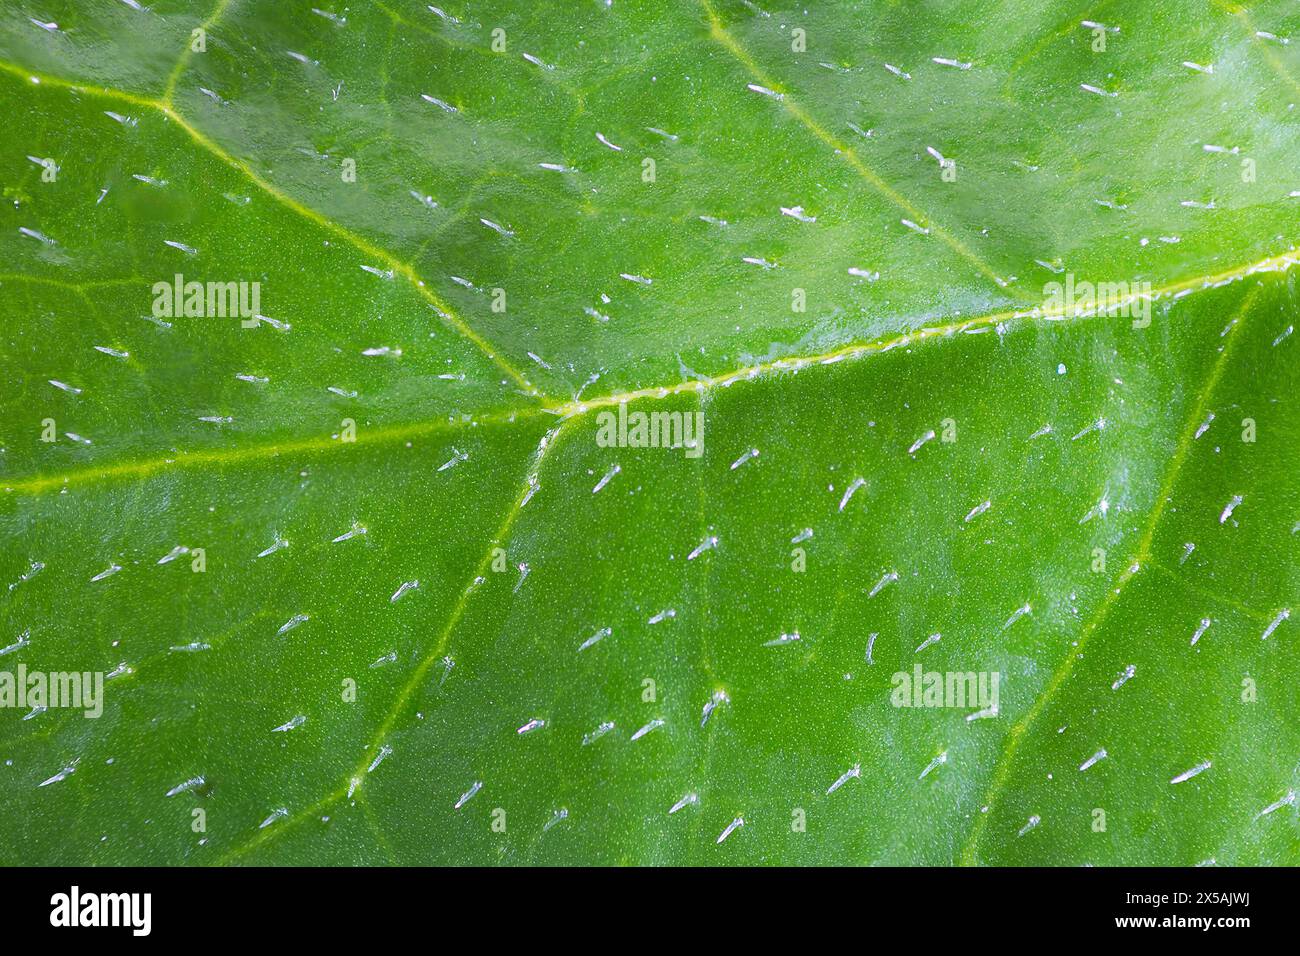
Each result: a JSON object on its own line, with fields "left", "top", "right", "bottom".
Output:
{"left": 0, "top": 0, "right": 1297, "bottom": 865}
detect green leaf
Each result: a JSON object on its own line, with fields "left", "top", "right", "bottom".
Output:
{"left": 1, "top": 0, "right": 1298, "bottom": 865}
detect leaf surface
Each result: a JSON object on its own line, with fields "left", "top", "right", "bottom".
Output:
{"left": 1, "top": 0, "right": 1298, "bottom": 865}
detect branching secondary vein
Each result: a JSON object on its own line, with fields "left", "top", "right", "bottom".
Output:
{"left": 958, "top": 283, "right": 1266, "bottom": 864}
{"left": 218, "top": 420, "right": 572, "bottom": 863}
{"left": 0, "top": 57, "right": 538, "bottom": 394}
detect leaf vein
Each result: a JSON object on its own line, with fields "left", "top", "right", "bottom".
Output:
{"left": 216, "top": 420, "right": 571, "bottom": 864}
{"left": 957, "top": 283, "right": 1266, "bottom": 864}
{"left": 0, "top": 58, "right": 538, "bottom": 395}
{"left": 698, "top": 0, "right": 1016, "bottom": 295}
{"left": 553, "top": 243, "right": 1299, "bottom": 417}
